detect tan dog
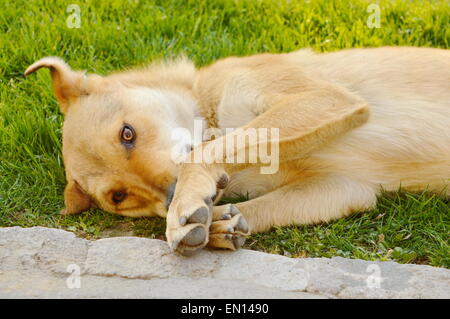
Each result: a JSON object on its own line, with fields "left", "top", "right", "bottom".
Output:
{"left": 25, "top": 47, "right": 450, "bottom": 255}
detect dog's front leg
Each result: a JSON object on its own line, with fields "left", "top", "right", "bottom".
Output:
{"left": 165, "top": 162, "right": 249, "bottom": 255}
{"left": 166, "top": 84, "right": 370, "bottom": 255}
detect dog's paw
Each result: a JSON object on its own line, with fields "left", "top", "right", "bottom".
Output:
{"left": 208, "top": 204, "right": 250, "bottom": 250}
{"left": 165, "top": 165, "right": 230, "bottom": 255}
{"left": 166, "top": 199, "right": 213, "bottom": 256}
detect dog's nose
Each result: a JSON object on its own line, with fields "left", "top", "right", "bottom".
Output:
{"left": 165, "top": 181, "right": 177, "bottom": 210}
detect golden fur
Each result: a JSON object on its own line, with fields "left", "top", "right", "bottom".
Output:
{"left": 25, "top": 47, "right": 450, "bottom": 254}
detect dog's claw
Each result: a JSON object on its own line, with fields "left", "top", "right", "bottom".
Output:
{"left": 179, "top": 216, "right": 187, "bottom": 226}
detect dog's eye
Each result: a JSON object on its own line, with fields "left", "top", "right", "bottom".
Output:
{"left": 112, "top": 191, "right": 126, "bottom": 204}
{"left": 120, "top": 124, "right": 135, "bottom": 145}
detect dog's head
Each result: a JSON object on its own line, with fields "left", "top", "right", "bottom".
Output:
{"left": 25, "top": 57, "right": 197, "bottom": 217}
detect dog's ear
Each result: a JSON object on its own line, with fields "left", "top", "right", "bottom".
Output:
{"left": 24, "top": 57, "right": 88, "bottom": 113}
{"left": 61, "top": 180, "right": 93, "bottom": 215}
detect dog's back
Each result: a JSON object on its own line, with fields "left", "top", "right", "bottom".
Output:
{"left": 199, "top": 47, "right": 450, "bottom": 196}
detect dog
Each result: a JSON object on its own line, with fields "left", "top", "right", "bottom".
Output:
{"left": 25, "top": 46, "right": 450, "bottom": 255}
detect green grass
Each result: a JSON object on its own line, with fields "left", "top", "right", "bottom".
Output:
{"left": 0, "top": 0, "right": 449, "bottom": 267}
